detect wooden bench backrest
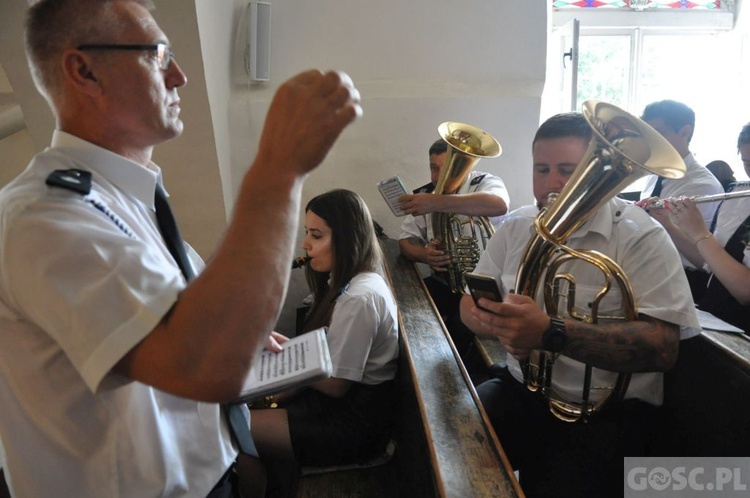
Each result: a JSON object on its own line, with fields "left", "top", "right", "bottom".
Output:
{"left": 659, "top": 330, "right": 750, "bottom": 456}
{"left": 382, "top": 239, "right": 522, "bottom": 498}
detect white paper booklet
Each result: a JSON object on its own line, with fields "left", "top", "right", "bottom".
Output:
{"left": 234, "top": 327, "right": 333, "bottom": 402}
{"left": 695, "top": 308, "right": 744, "bottom": 334}
{"left": 377, "top": 176, "right": 409, "bottom": 217}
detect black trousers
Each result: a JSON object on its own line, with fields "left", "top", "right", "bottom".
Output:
{"left": 477, "top": 367, "right": 661, "bottom": 498}
{"left": 424, "top": 276, "right": 474, "bottom": 354}
{"left": 684, "top": 268, "right": 710, "bottom": 302}
{"left": 206, "top": 464, "right": 239, "bottom": 498}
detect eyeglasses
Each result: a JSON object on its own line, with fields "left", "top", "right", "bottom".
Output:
{"left": 76, "top": 43, "right": 175, "bottom": 70}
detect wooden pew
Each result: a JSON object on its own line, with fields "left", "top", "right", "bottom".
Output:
{"left": 385, "top": 239, "right": 521, "bottom": 497}
{"left": 477, "top": 317, "right": 750, "bottom": 457}
{"left": 296, "top": 239, "right": 522, "bottom": 497}
{"left": 475, "top": 336, "right": 507, "bottom": 370}
{"left": 657, "top": 329, "right": 750, "bottom": 456}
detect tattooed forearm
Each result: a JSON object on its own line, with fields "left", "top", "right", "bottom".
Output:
{"left": 563, "top": 314, "right": 679, "bottom": 372}
{"left": 399, "top": 236, "right": 430, "bottom": 264}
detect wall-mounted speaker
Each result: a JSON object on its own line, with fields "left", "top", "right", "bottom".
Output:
{"left": 248, "top": 1, "right": 271, "bottom": 82}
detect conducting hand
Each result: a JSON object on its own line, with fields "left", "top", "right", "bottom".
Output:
{"left": 256, "top": 70, "right": 362, "bottom": 176}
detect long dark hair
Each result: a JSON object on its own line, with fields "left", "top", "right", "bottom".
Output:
{"left": 303, "top": 189, "right": 385, "bottom": 332}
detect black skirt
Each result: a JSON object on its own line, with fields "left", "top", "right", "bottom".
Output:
{"left": 284, "top": 380, "right": 397, "bottom": 466}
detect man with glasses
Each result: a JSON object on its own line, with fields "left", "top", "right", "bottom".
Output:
{"left": 77, "top": 42, "right": 176, "bottom": 69}
{"left": 0, "top": 0, "right": 361, "bottom": 497}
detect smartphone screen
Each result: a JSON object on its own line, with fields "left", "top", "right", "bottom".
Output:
{"left": 464, "top": 273, "right": 504, "bottom": 310}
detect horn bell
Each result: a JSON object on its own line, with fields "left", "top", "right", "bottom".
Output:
{"left": 431, "top": 122, "right": 502, "bottom": 294}
{"left": 541, "top": 100, "right": 685, "bottom": 247}
{"left": 434, "top": 122, "right": 502, "bottom": 196}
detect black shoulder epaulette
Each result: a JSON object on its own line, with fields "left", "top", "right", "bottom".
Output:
{"left": 469, "top": 174, "right": 486, "bottom": 186}
{"left": 45, "top": 169, "right": 92, "bottom": 195}
{"left": 413, "top": 182, "right": 435, "bottom": 194}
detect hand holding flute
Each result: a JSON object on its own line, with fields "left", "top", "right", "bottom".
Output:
{"left": 661, "top": 196, "right": 712, "bottom": 244}
{"left": 635, "top": 190, "right": 750, "bottom": 210}
{"left": 637, "top": 191, "right": 712, "bottom": 241}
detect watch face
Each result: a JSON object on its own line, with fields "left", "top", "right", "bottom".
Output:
{"left": 543, "top": 320, "right": 566, "bottom": 352}
{"left": 546, "top": 330, "right": 566, "bottom": 352}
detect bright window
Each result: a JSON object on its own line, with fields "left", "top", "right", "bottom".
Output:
{"left": 575, "top": 27, "right": 748, "bottom": 179}
{"left": 553, "top": 0, "right": 722, "bottom": 9}
{"left": 576, "top": 35, "right": 631, "bottom": 109}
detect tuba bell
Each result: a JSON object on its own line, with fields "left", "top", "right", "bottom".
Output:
{"left": 431, "top": 122, "right": 502, "bottom": 294}
{"left": 517, "top": 101, "right": 685, "bottom": 422}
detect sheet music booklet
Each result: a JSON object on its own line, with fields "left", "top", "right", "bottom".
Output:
{"left": 377, "top": 176, "right": 409, "bottom": 217}
{"left": 234, "top": 327, "right": 333, "bottom": 403}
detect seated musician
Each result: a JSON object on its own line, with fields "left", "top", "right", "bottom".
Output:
{"left": 638, "top": 100, "right": 723, "bottom": 301}
{"left": 655, "top": 122, "right": 750, "bottom": 334}
{"left": 249, "top": 189, "right": 399, "bottom": 492}
{"left": 706, "top": 159, "right": 737, "bottom": 193}
{"left": 398, "top": 138, "right": 509, "bottom": 361}
{"left": 459, "top": 112, "right": 700, "bottom": 498}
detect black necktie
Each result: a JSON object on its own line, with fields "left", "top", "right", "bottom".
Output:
{"left": 651, "top": 176, "right": 665, "bottom": 198}
{"left": 154, "top": 185, "right": 195, "bottom": 280}
{"left": 153, "top": 185, "right": 256, "bottom": 456}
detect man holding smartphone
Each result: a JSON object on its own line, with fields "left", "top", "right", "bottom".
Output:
{"left": 459, "top": 112, "right": 700, "bottom": 497}
{"left": 398, "top": 138, "right": 509, "bottom": 364}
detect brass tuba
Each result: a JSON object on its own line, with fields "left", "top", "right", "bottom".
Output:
{"left": 431, "top": 122, "right": 502, "bottom": 293}
{"left": 517, "top": 101, "right": 685, "bottom": 422}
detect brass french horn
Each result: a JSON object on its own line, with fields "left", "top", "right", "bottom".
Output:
{"left": 431, "top": 122, "right": 502, "bottom": 293}
{"left": 517, "top": 101, "right": 685, "bottom": 422}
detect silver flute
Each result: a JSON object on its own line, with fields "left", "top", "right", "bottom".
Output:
{"left": 636, "top": 190, "right": 750, "bottom": 210}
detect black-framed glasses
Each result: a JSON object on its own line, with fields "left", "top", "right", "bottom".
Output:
{"left": 76, "top": 43, "right": 175, "bottom": 70}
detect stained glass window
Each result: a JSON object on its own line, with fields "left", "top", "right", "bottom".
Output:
{"left": 553, "top": 0, "right": 722, "bottom": 8}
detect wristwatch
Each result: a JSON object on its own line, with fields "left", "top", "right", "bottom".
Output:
{"left": 542, "top": 317, "right": 567, "bottom": 352}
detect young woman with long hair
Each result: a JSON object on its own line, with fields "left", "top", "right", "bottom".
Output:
{"left": 249, "top": 189, "right": 399, "bottom": 490}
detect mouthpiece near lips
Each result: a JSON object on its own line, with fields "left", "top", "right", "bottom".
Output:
{"left": 292, "top": 257, "right": 310, "bottom": 269}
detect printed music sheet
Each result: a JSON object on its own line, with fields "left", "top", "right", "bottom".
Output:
{"left": 234, "top": 327, "right": 333, "bottom": 402}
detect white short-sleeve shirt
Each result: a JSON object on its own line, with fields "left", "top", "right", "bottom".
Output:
{"left": 398, "top": 170, "right": 510, "bottom": 244}
{"left": 473, "top": 198, "right": 701, "bottom": 406}
{"left": 0, "top": 131, "right": 235, "bottom": 497}
{"left": 710, "top": 182, "right": 750, "bottom": 270}
{"left": 640, "top": 153, "right": 723, "bottom": 269}
{"left": 326, "top": 272, "right": 399, "bottom": 385}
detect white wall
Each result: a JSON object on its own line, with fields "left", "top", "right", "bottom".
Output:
{"left": 0, "top": 129, "right": 35, "bottom": 185}
{"left": 0, "top": 0, "right": 549, "bottom": 335}
{"left": 149, "top": 1, "right": 228, "bottom": 256}
{"left": 226, "top": 0, "right": 547, "bottom": 246}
